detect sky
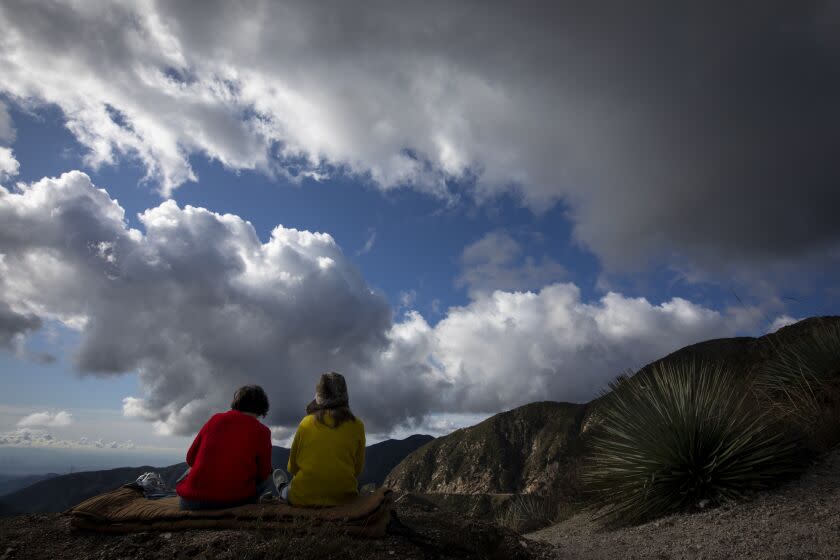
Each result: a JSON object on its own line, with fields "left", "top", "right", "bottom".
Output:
{"left": 0, "top": 0, "right": 839, "bottom": 475}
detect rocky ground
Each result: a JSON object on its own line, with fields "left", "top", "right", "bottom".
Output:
{"left": 528, "top": 447, "right": 840, "bottom": 559}
{"left": 0, "top": 498, "right": 554, "bottom": 560}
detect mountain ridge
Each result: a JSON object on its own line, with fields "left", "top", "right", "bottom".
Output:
{"left": 385, "top": 316, "right": 840, "bottom": 496}
{"left": 0, "top": 435, "right": 432, "bottom": 515}
{"left": 385, "top": 401, "right": 585, "bottom": 494}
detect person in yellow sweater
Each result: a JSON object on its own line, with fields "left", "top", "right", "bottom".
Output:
{"left": 274, "top": 372, "right": 365, "bottom": 506}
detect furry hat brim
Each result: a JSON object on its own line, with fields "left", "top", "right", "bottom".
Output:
{"left": 306, "top": 397, "right": 349, "bottom": 415}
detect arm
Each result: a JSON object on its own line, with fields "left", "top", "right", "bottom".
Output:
{"left": 354, "top": 423, "right": 366, "bottom": 479}
{"left": 287, "top": 428, "right": 301, "bottom": 476}
{"left": 256, "top": 426, "right": 272, "bottom": 482}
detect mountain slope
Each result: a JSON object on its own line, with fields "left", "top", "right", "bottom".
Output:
{"left": 385, "top": 402, "right": 585, "bottom": 494}
{"left": 527, "top": 446, "right": 840, "bottom": 559}
{"left": 0, "top": 473, "right": 60, "bottom": 497}
{"left": 362, "top": 434, "right": 434, "bottom": 486}
{"left": 0, "top": 463, "right": 187, "bottom": 515}
{"left": 386, "top": 316, "right": 840, "bottom": 496}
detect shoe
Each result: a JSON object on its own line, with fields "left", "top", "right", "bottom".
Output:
{"left": 272, "top": 468, "right": 289, "bottom": 490}
{"left": 259, "top": 492, "right": 278, "bottom": 504}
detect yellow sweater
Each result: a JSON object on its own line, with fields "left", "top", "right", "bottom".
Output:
{"left": 287, "top": 413, "right": 365, "bottom": 506}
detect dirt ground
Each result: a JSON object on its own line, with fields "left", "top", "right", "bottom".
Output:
{"left": 0, "top": 499, "right": 554, "bottom": 560}
{"left": 3, "top": 450, "right": 839, "bottom": 559}
{"left": 527, "top": 447, "right": 840, "bottom": 560}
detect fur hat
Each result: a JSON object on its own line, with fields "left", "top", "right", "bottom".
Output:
{"left": 306, "top": 372, "right": 349, "bottom": 414}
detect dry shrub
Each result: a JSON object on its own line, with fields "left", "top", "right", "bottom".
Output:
{"left": 754, "top": 322, "right": 840, "bottom": 453}
{"left": 494, "top": 492, "right": 577, "bottom": 533}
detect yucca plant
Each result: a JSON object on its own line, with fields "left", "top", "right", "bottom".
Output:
{"left": 756, "top": 321, "right": 840, "bottom": 388}
{"left": 753, "top": 322, "right": 840, "bottom": 452}
{"left": 584, "top": 360, "right": 799, "bottom": 524}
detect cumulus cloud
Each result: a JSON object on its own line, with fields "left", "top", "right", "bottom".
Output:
{"left": 457, "top": 231, "right": 565, "bottom": 298}
{"left": 0, "top": 170, "right": 399, "bottom": 434}
{"left": 1, "top": 1, "right": 839, "bottom": 278}
{"left": 0, "top": 170, "right": 763, "bottom": 435}
{"left": 17, "top": 411, "right": 73, "bottom": 428}
{"left": 384, "top": 285, "right": 758, "bottom": 417}
{"left": 0, "top": 147, "right": 19, "bottom": 182}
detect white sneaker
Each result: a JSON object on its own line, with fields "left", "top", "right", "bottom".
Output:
{"left": 272, "top": 468, "right": 289, "bottom": 490}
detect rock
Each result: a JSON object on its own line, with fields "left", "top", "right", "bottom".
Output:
{"left": 385, "top": 401, "right": 586, "bottom": 494}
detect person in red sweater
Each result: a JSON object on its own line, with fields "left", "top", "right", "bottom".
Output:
{"left": 176, "top": 385, "right": 280, "bottom": 510}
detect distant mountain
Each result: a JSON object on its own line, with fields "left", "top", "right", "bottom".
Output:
{"left": 0, "top": 435, "right": 432, "bottom": 515}
{"left": 0, "top": 463, "right": 187, "bottom": 515}
{"left": 385, "top": 402, "right": 585, "bottom": 494}
{"left": 362, "top": 434, "right": 434, "bottom": 485}
{"left": 0, "top": 473, "right": 60, "bottom": 497}
{"left": 272, "top": 446, "right": 290, "bottom": 473}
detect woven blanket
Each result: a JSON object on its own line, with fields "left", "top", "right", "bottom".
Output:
{"left": 66, "top": 486, "right": 392, "bottom": 537}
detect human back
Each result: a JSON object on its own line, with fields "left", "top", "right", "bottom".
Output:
{"left": 176, "top": 385, "right": 274, "bottom": 508}
{"left": 286, "top": 372, "right": 366, "bottom": 506}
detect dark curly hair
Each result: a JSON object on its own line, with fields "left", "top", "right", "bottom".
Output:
{"left": 231, "top": 385, "right": 270, "bottom": 417}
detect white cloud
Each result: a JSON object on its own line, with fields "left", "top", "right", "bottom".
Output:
{"left": 769, "top": 314, "right": 799, "bottom": 332}
{"left": 17, "top": 410, "right": 73, "bottom": 428}
{"left": 0, "top": 170, "right": 396, "bottom": 434}
{"left": 0, "top": 427, "right": 133, "bottom": 449}
{"left": 0, "top": 147, "right": 19, "bottom": 182}
{"left": 356, "top": 229, "right": 376, "bottom": 256}
{"left": 384, "top": 285, "right": 756, "bottom": 415}
{"left": 0, "top": 169, "right": 765, "bottom": 436}
{"left": 1, "top": 1, "right": 838, "bottom": 281}
{"left": 399, "top": 290, "right": 417, "bottom": 309}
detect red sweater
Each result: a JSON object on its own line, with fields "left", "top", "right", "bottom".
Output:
{"left": 176, "top": 410, "right": 272, "bottom": 503}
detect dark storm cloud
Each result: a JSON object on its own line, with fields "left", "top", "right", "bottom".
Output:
{"left": 1, "top": 1, "right": 838, "bottom": 277}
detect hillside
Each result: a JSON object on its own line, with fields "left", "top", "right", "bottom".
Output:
{"left": 0, "top": 463, "right": 187, "bottom": 515}
{"left": 527, "top": 446, "right": 840, "bottom": 559}
{"left": 0, "top": 474, "right": 59, "bottom": 497}
{"left": 386, "top": 316, "right": 840, "bottom": 496}
{"left": 385, "top": 402, "right": 585, "bottom": 494}
{"left": 0, "top": 436, "right": 432, "bottom": 515}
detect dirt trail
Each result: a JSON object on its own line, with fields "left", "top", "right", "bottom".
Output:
{"left": 527, "top": 448, "right": 840, "bottom": 559}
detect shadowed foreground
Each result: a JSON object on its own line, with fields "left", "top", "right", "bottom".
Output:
{"left": 0, "top": 498, "right": 554, "bottom": 560}
{"left": 528, "top": 447, "right": 840, "bottom": 559}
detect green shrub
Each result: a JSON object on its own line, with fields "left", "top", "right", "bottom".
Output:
{"left": 584, "top": 360, "right": 799, "bottom": 524}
